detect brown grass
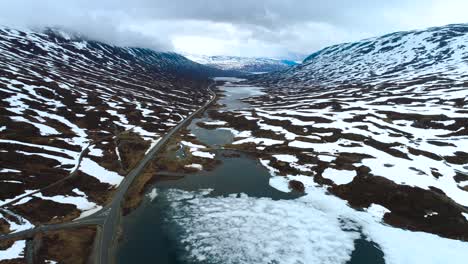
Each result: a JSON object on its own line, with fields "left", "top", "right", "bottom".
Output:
{"left": 35, "top": 226, "right": 97, "bottom": 264}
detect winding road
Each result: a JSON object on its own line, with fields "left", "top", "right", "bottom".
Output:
{"left": 0, "top": 82, "right": 217, "bottom": 264}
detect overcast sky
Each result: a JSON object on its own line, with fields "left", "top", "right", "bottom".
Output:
{"left": 1, "top": 0, "right": 467, "bottom": 58}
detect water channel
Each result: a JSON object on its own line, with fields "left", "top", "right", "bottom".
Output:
{"left": 117, "top": 79, "right": 385, "bottom": 264}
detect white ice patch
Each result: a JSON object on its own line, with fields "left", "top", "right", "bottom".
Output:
{"left": 164, "top": 189, "right": 359, "bottom": 264}
{"left": 147, "top": 188, "right": 158, "bottom": 201}
{"left": 322, "top": 168, "right": 356, "bottom": 185}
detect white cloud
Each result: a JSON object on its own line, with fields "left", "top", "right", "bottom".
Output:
{"left": 0, "top": 0, "right": 467, "bottom": 58}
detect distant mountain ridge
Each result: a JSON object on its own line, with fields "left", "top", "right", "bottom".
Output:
{"left": 184, "top": 53, "right": 298, "bottom": 74}
{"left": 253, "top": 23, "right": 468, "bottom": 86}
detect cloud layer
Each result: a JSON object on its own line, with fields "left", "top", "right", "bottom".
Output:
{"left": 1, "top": 0, "right": 467, "bottom": 58}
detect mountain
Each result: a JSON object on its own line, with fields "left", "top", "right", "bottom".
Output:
{"left": 184, "top": 54, "right": 298, "bottom": 74}
{"left": 216, "top": 23, "right": 468, "bottom": 243}
{"left": 253, "top": 23, "right": 468, "bottom": 86}
{"left": 0, "top": 27, "right": 227, "bottom": 236}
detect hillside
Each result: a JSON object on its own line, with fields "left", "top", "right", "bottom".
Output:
{"left": 0, "top": 27, "right": 222, "bottom": 236}
{"left": 253, "top": 23, "right": 468, "bottom": 86}
{"left": 208, "top": 23, "right": 468, "bottom": 244}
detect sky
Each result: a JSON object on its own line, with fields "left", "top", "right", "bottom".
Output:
{"left": 0, "top": 0, "right": 467, "bottom": 59}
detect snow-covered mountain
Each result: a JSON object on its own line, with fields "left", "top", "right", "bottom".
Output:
{"left": 234, "top": 23, "right": 468, "bottom": 244}
{"left": 254, "top": 23, "right": 468, "bottom": 86}
{"left": 0, "top": 27, "right": 227, "bottom": 237}
{"left": 184, "top": 54, "right": 297, "bottom": 74}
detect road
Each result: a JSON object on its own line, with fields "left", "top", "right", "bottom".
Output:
{"left": 0, "top": 82, "right": 217, "bottom": 264}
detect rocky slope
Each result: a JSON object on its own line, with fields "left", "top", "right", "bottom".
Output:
{"left": 184, "top": 54, "right": 297, "bottom": 74}
{"left": 0, "top": 26, "right": 224, "bottom": 244}
{"left": 254, "top": 23, "right": 468, "bottom": 86}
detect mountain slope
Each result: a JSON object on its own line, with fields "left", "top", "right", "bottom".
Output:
{"left": 254, "top": 23, "right": 468, "bottom": 86}
{"left": 184, "top": 54, "right": 297, "bottom": 73}
{"left": 0, "top": 27, "right": 222, "bottom": 236}
{"left": 217, "top": 23, "right": 468, "bottom": 242}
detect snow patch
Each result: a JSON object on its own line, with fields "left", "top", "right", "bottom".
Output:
{"left": 322, "top": 168, "right": 356, "bottom": 185}
{"left": 0, "top": 240, "right": 25, "bottom": 261}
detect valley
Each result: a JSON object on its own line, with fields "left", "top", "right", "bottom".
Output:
{"left": 1, "top": 23, "right": 468, "bottom": 264}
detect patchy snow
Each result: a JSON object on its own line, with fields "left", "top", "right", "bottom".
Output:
{"left": 267, "top": 174, "right": 468, "bottom": 264}
{"left": 88, "top": 145, "right": 103, "bottom": 157}
{"left": 259, "top": 159, "right": 279, "bottom": 175}
{"left": 34, "top": 189, "right": 98, "bottom": 212}
{"left": 10, "top": 116, "right": 60, "bottom": 136}
{"left": 288, "top": 140, "right": 316, "bottom": 149}
{"left": 0, "top": 27, "right": 217, "bottom": 237}
{"left": 12, "top": 196, "right": 33, "bottom": 205}
{"left": 0, "top": 168, "right": 21, "bottom": 173}
{"left": 367, "top": 204, "right": 391, "bottom": 221}
{"left": 73, "top": 41, "right": 87, "bottom": 50}
{"left": 76, "top": 205, "right": 103, "bottom": 219}
{"left": 180, "top": 140, "right": 214, "bottom": 159}
{"left": 181, "top": 141, "right": 206, "bottom": 152}
{"left": 273, "top": 154, "right": 298, "bottom": 163}
{"left": 192, "top": 151, "right": 215, "bottom": 159}
{"left": 0, "top": 240, "right": 25, "bottom": 261}
{"left": 0, "top": 210, "right": 34, "bottom": 233}
{"left": 462, "top": 213, "right": 468, "bottom": 222}
{"left": 317, "top": 155, "right": 336, "bottom": 162}
{"left": 185, "top": 164, "right": 203, "bottom": 170}
{"left": 424, "top": 212, "right": 439, "bottom": 218}
{"left": 434, "top": 120, "right": 456, "bottom": 126}
{"left": 322, "top": 168, "right": 356, "bottom": 185}
{"left": 233, "top": 137, "right": 283, "bottom": 146}
{"left": 145, "top": 138, "right": 161, "bottom": 155}
{"left": 202, "top": 120, "right": 227, "bottom": 126}
{"left": 79, "top": 158, "right": 123, "bottom": 186}
{"left": 0, "top": 190, "right": 37, "bottom": 207}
